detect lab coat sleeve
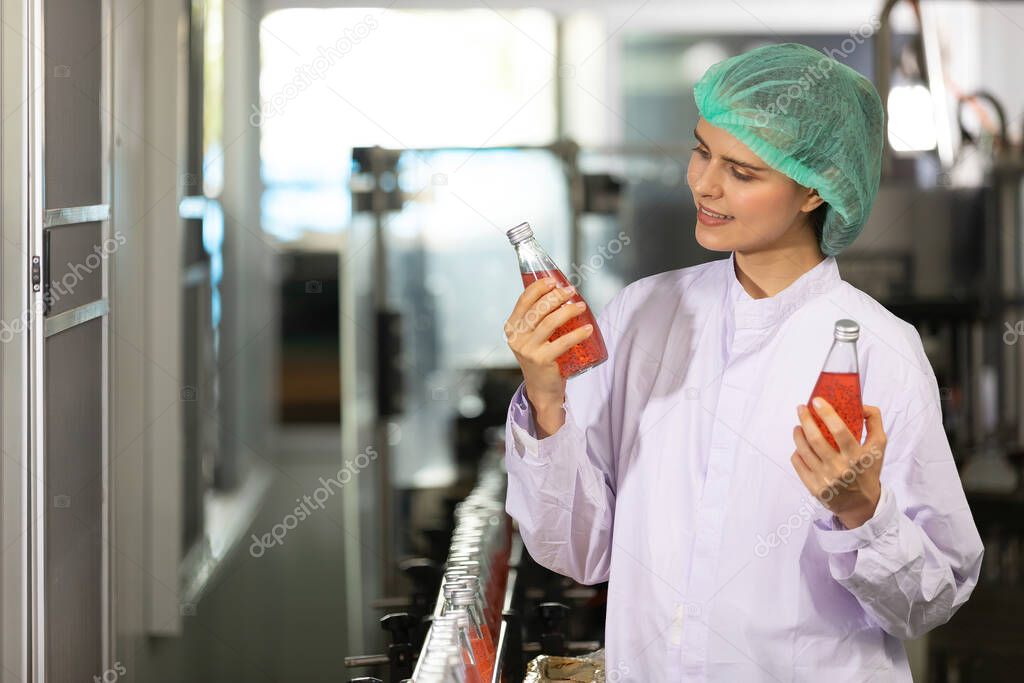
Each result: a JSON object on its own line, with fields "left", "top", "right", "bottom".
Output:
{"left": 503, "top": 288, "right": 626, "bottom": 586}
{"left": 812, "top": 329, "right": 985, "bottom": 640}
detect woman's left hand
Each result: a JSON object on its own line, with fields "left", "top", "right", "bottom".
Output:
{"left": 791, "top": 398, "right": 887, "bottom": 529}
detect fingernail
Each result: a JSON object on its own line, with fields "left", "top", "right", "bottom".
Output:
{"left": 544, "top": 277, "right": 555, "bottom": 286}
{"left": 812, "top": 397, "right": 824, "bottom": 409}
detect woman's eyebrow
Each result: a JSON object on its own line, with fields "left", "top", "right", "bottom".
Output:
{"left": 693, "top": 130, "right": 768, "bottom": 172}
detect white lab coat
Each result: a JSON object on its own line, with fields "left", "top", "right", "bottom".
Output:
{"left": 505, "top": 251, "right": 984, "bottom": 681}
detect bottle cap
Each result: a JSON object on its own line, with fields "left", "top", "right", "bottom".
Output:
{"left": 451, "top": 592, "right": 475, "bottom": 607}
{"left": 506, "top": 221, "right": 534, "bottom": 245}
{"left": 443, "top": 582, "right": 468, "bottom": 599}
{"left": 834, "top": 319, "right": 859, "bottom": 341}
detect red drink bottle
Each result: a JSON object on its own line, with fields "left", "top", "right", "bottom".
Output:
{"left": 506, "top": 221, "right": 608, "bottom": 379}
{"left": 452, "top": 589, "right": 494, "bottom": 681}
{"left": 808, "top": 319, "right": 864, "bottom": 451}
{"left": 451, "top": 608, "right": 484, "bottom": 683}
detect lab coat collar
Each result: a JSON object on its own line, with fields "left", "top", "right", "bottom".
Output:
{"left": 726, "top": 251, "right": 840, "bottom": 329}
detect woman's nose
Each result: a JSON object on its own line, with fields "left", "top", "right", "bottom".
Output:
{"left": 691, "top": 165, "right": 723, "bottom": 198}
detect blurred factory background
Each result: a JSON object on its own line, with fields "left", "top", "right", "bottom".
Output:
{"left": 1, "top": 0, "right": 1023, "bottom": 681}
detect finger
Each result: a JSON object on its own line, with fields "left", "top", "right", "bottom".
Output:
{"left": 792, "top": 450, "right": 841, "bottom": 505}
{"left": 532, "top": 299, "right": 588, "bottom": 342}
{"left": 506, "top": 278, "right": 559, "bottom": 335}
{"left": 796, "top": 404, "right": 833, "bottom": 459}
{"left": 810, "top": 397, "right": 859, "bottom": 454}
{"left": 862, "top": 404, "right": 887, "bottom": 450}
{"left": 790, "top": 451, "right": 818, "bottom": 489}
{"left": 507, "top": 285, "right": 568, "bottom": 341}
{"left": 793, "top": 424, "right": 823, "bottom": 468}
{"left": 542, "top": 323, "right": 594, "bottom": 360}
{"left": 520, "top": 286, "right": 578, "bottom": 335}
{"left": 791, "top": 451, "right": 833, "bottom": 502}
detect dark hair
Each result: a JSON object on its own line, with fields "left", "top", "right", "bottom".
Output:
{"left": 810, "top": 202, "right": 828, "bottom": 245}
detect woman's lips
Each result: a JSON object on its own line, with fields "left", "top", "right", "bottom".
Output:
{"left": 697, "top": 203, "right": 734, "bottom": 226}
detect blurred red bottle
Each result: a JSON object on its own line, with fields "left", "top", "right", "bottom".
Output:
{"left": 506, "top": 221, "right": 608, "bottom": 378}
{"left": 451, "top": 608, "right": 485, "bottom": 683}
{"left": 808, "top": 319, "right": 864, "bottom": 450}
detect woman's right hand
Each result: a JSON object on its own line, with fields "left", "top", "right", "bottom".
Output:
{"left": 504, "top": 278, "right": 594, "bottom": 413}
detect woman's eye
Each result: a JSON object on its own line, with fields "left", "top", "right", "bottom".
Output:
{"left": 690, "top": 145, "right": 753, "bottom": 181}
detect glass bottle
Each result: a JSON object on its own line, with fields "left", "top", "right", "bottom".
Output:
{"left": 447, "top": 608, "right": 484, "bottom": 683}
{"left": 808, "top": 319, "right": 864, "bottom": 450}
{"left": 506, "top": 221, "right": 608, "bottom": 379}
{"left": 420, "top": 623, "right": 469, "bottom": 683}
{"left": 451, "top": 589, "right": 495, "bottom": 680}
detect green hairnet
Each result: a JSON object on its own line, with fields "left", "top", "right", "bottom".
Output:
{"left": 693, "top": 42, "right": 884, "bottom": 256}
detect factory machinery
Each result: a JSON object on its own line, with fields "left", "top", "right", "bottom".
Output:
{"left": 342, "top": 441, "right": 606, "bottom": 682}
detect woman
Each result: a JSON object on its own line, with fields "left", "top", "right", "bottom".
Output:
{"left": 502, "top": 43, "right": 983, "bottom": 681}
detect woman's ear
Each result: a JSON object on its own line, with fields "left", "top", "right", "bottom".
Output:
{"left": 801, "top": 188, "right": 825, "bottom": 214}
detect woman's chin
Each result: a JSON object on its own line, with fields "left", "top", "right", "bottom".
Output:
{"left": 695, "top": 224, "right": 736, "bottom": 251}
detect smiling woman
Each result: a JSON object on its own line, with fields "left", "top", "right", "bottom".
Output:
{"left": 504, "top": 41, "right": 983, "bottom": 682}
{"left": 693, "top": 41, "right": 883, "bottom": 259}
{"left": 687, "top": 118, "right": 826, "bottom": 261}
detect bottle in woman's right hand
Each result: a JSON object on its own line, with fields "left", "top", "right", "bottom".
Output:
{"left": 503, "top": 277, "right": 595, "bottom": 414}
{"left": 506, "top": 222, "right": 608, "bottom": 380}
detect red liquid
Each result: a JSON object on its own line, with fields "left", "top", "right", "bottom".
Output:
{"left": 462, "top": 646, "right": 484, "bottom": 683}
{"left": 521, "top": 269, "right": 608, "bottom": 378}
{"left": 808, "top": 371, "right": 863, "bottom": 451}
{"left": 469, "top": 633, "right": 495, "bottom": 681}
{"left": 487, "top": 545, "right": 508, "bottom": 638}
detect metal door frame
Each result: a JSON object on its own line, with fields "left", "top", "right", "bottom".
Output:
{"left": 1, "top": 0, "right": 32, "bottom": 679}
{"left": 25, "top": 0, "right": 113, "bottom": 679}
{"left": 28, "top": 2, "right": 43, "bottom": 676}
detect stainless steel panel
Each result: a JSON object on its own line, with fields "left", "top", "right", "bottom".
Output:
{"left": 44, "top": 299, "right": 109, "bottom": 338}
{"left": 43, "top": 0, "right": 102, "bottom": 208}
{"left": 44, "top": 317, "right": 103, "bottom": 682}
{"left": 182, "top": 272, "right": 215, "bottom": 551}
{"left": 43, "top": 204, "right": 110, "bottom": 228}
{"left": 45, "top": 222, "right": 104, "bottom": 316}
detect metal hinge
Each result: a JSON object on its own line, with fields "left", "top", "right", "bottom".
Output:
{"left": 31, "top": 255, "right": 41, "bottom": 292}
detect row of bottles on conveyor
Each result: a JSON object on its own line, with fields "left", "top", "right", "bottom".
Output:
{"left": 413, "top": 467, "right": 512, "bottom": 682}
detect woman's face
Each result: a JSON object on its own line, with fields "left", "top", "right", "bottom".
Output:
{"left": 686, "top": 118, "right": 822, "bottom": 252}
